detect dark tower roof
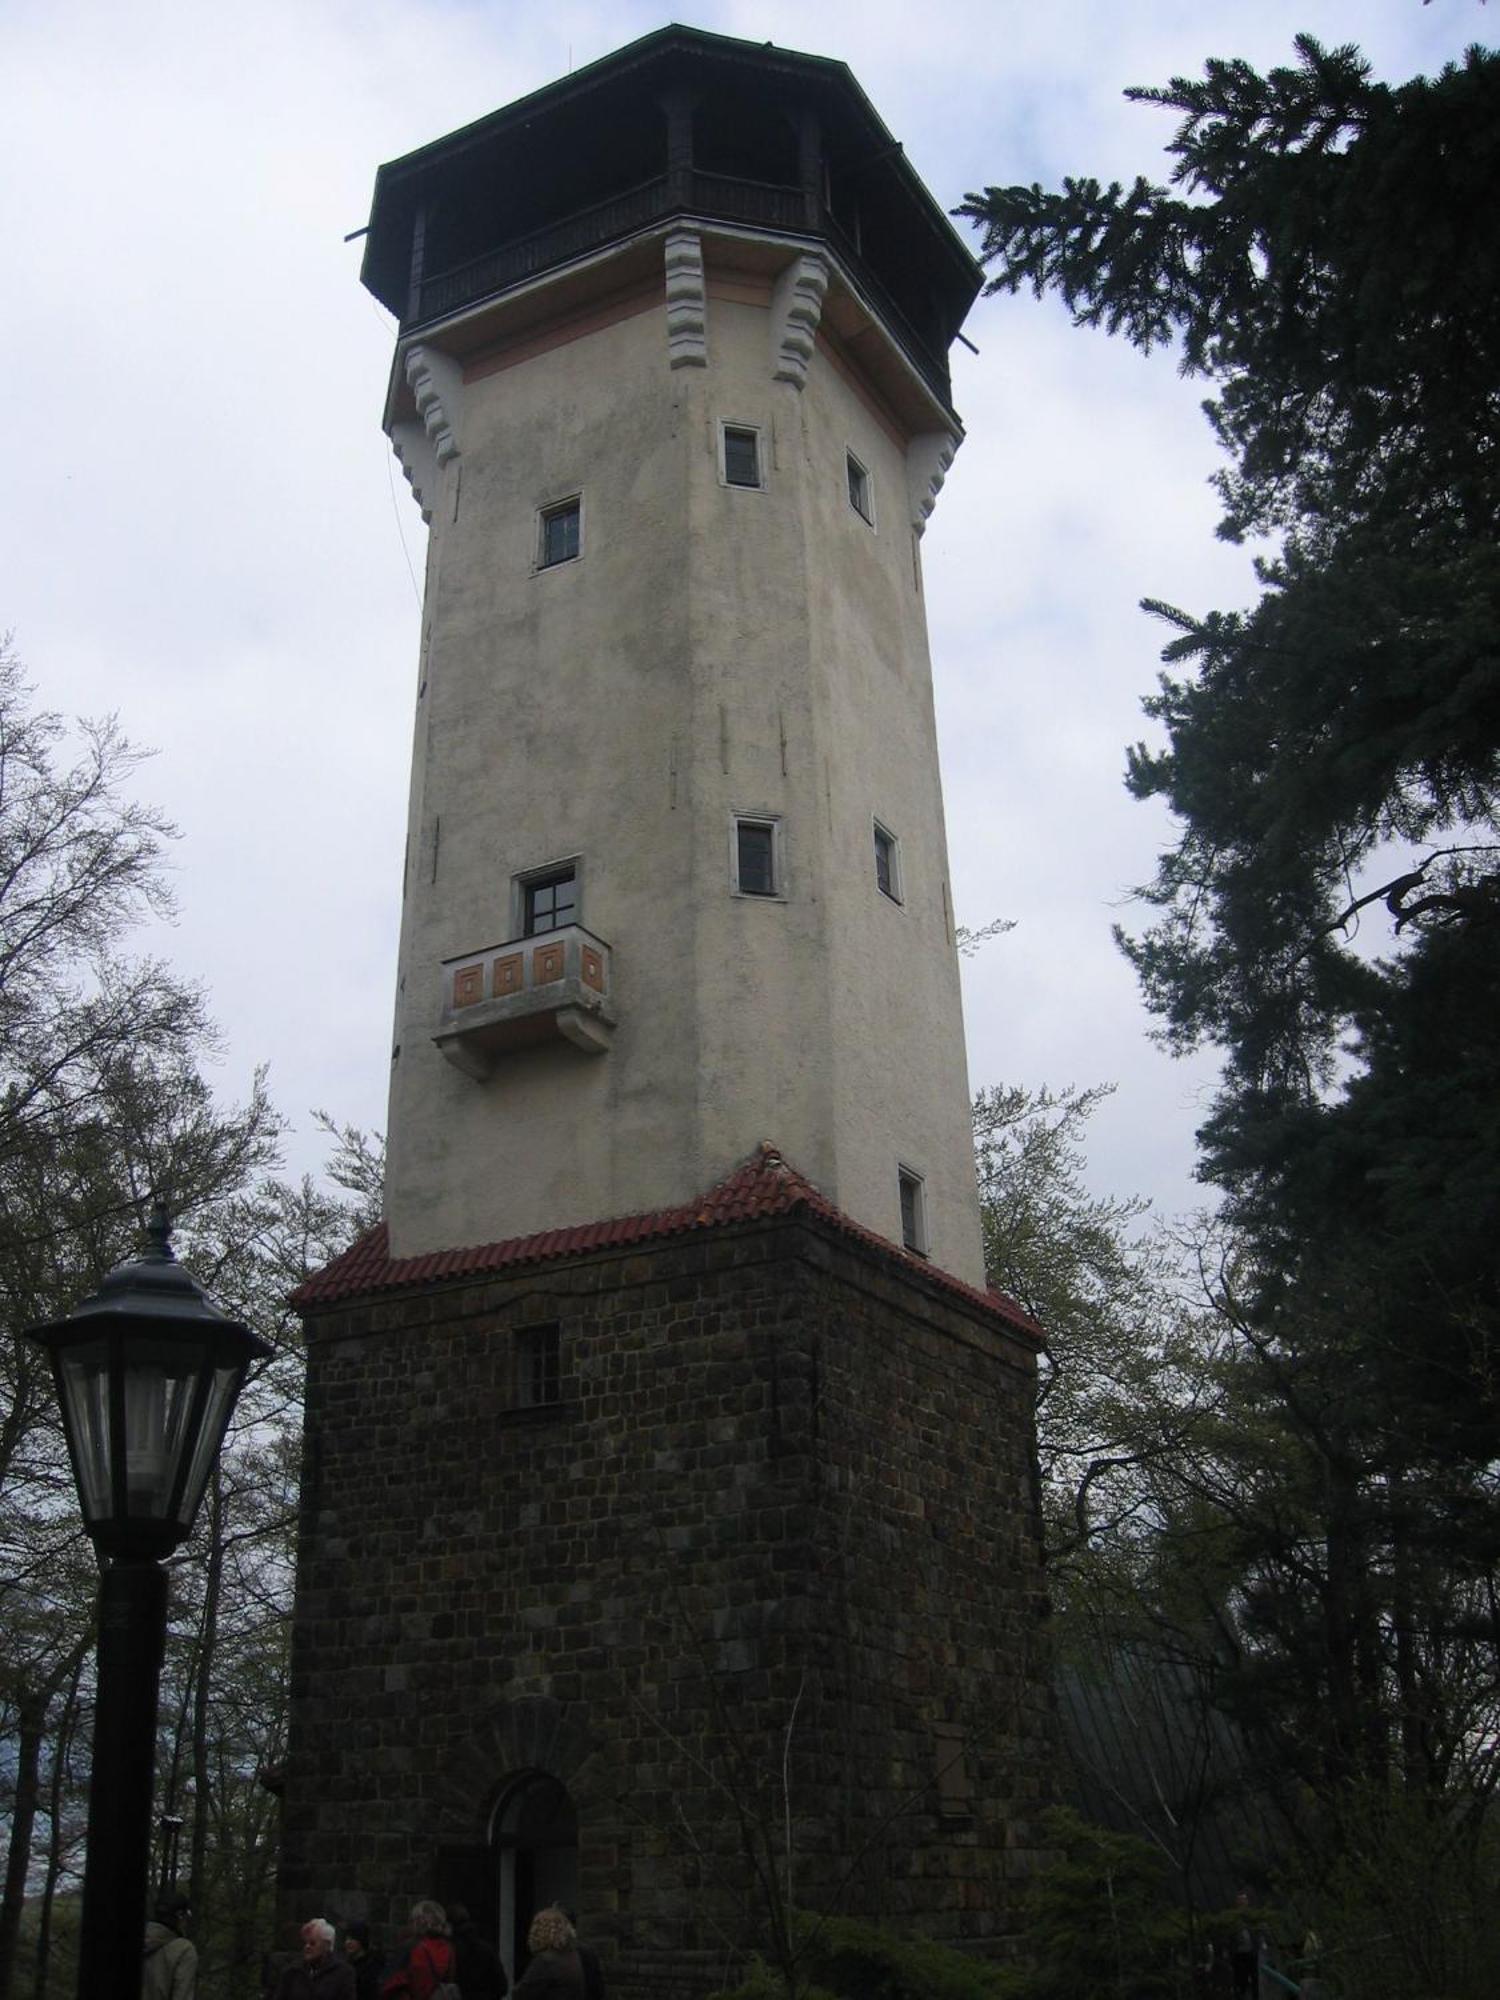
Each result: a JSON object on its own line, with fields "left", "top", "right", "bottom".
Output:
{"left": 360, "top": 25, "right": 981, "bottom": 410}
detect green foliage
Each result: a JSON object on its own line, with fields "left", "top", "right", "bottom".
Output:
{"left": 1287, "top": 1786, "right": 1500, "bottom": 2000}
{"left": 973, "top": 1084, "right": 1213, "bottom": 1598}
{"left": 960, "top": 39, "right": 1498, "bottom": 547}
{"left": 797, "top": 1912, "right": 1020, "bottom": 2000}
{"left": 707, "top": 1964, "right": 842, "bottom": 2000}
{"left": 704, "top": 1831, "right": 1264, "bottom": 2000}
{"left": 708, "top": 1909, "right": 1021, "bottom": 2000}
{"left": 959, "top": 40, "right": 1500, "bottom": 1416}
{"left": 961, "top": 31, "right": 1500, "bottom": 1861}
{"left": 1017, "top": 1809, "right": 1198, "bottom": 2000}
{"left": 975, "top": 1084, "right": 1148, "bottom": 1329}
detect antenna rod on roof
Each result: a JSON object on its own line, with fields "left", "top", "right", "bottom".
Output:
{"left": 343, "top": 226, "right": 369, "bottom": 243}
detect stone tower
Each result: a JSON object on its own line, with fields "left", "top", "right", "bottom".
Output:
{"left": 373, "top": 26, "right": 987, "bottom": 1287}
{"left": 281, "top": 30, "right": 1051, "bottom": 1997}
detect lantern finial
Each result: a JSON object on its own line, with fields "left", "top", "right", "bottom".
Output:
{"left": 145, "top": 1201, "right": 174, "bottom": 1263}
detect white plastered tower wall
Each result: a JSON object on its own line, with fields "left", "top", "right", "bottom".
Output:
{"left": 373, "top": 39, "right": 988, "bottom": 1287}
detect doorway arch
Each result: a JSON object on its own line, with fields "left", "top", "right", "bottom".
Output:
{"left": 488, "top": 1770, "right": 579, "bottom": 1983}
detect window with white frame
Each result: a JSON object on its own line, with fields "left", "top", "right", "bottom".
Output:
{"left": 721, "top": 423, "right": 763, "bottom": 490}
{"left": 514, "top": 859, "right": 581, "bottom": 937}
{"left": 846, "top": 450, "right": 874, "bottom": 525}
{"left": 731, "top": 815, "right": 781, "bottom": 897}
{"left": 516, "top": 1323, "right": 561, "bottom": 1407}
{"left": 898, "top": 1166, "right": 927, "bottom": 1256}
{"left": 873, "top": 820, "right": 901, "bottom": 902}
{"left": 537, "top": 495, "right": 582, "bottom": 568}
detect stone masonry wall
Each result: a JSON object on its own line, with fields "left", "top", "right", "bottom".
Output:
{"left": 801, "top": 1241, "right": 1053, "bottom": 1944}
{"left": 279, "top": 1217, "right": 1052, "bottom": 1996}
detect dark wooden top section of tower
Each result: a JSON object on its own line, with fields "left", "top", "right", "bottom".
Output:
{"left": 360, "top": 26, "right": 982, "bottom": 412}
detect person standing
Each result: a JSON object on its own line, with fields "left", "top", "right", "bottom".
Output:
{"left": 512, "top": 1908, "right": 584, "bottom": 1999}
{"left": 142, "top": 1894, "right": 197, "bottom": 2000}
{"left": 343, "top": 1921, "right": 383, "bottom": 2000}
{"left": 576, "top": 1931, "right": 604, "bottom": 2000}
{"left": 1229, "top": 1891, "right": 1260, "bottom": 2000}
{"left": 274, "top": 1919, "right": 357, "bottom": 2000}
{"left": 447, "top": 1902, "right": 508, "bottom": 1998}
{"left": 381, "top": 1901, "right": 457, "bottom": 2000}
{"left": 563, "top": 1909, "right": 605, "bottom": 2000}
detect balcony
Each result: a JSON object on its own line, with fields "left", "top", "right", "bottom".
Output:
{"left": 408, "top": 170, "right": 953, "bottom": 412}
{"left": 434, "top": 926, "right": 615, "bottom": 1078}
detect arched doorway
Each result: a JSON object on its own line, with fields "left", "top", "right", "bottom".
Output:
{"left": 488, "top": 1770, "right": 579, "bottom": 1984}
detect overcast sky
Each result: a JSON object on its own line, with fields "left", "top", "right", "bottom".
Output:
{"left": 2, "top": 0, "right": 1482, "bottom": 1228}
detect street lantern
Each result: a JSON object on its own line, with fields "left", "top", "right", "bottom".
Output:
{"left": 27, "top": 1207, "right": 271, "bottom": 2000}
{"left": 30, "top": 1207, "right": 270, "bottom": 1560}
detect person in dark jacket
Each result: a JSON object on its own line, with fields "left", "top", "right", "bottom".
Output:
{"left": 447, "top": 1903, "right": 508, "bottom": 1998}
{"left": 274, "top": 1920, "right": 357, "bottom": 2000}
{"left": 343, "top": 1920, "right": 383, "bottom": 2000}
{"left": 563, "top": 1909, "right": 605, "bottom": 2000}
{"left": 513, "top": 1908, "right": 583, "bottom": 1999}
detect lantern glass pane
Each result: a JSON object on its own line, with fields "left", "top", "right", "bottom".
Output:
{"left": 121, "top": 1337, "right": 211, "bottom": 1519}
{"left": 56, "top": 1340, "right": 114, "bottom": 1523}
{"left": 175, "top": 1360, "right": 242, "bottom": 1531}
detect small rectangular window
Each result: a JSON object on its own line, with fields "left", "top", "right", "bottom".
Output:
{"left": 538, "top": 497, "right": 581, "bottom": 568}
{"left": 734, "top": 818, "right": 778, "bottom": 897}
{"left": 722, "top": 425, "right": 762, "bottom": 489}
{"left": 934, "top": 1726, "right": 973, "bottom": 1821}
{"left": 523, "top": 868, "right": 578, "bottom": 936}
{"left": 846, "top": 451, "right": 873, "bottom": 524}
{"left": 874, "top": 822, "right": 900, "bottom": 902}
{"left": 516, "top": 1325, "right": 561, "bottom": 1407}
{"left": 898, "top": 1166, "right": 927, "bottom": 1256}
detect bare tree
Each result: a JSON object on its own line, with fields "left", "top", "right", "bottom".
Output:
{"left": 0, "top": 645, "right": 381, "bottom": 2000}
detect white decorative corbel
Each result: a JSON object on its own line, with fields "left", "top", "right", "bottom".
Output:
{"left": 390, "top": 422, "right": 437, "bottom": 523}
{"left": 907, "top": 430, "right": 961, "bottom": 537}
{"left": 664, "top": 229, "right": 708, "bottom": 368}
{"left": 770, "top": 252, "right": 828, "bottom": 389}
{"left": 390, "top": 344, "right": 465, "bottom": 523}
{"left": 406, "top": 345, "right": 464, "bottom": 465}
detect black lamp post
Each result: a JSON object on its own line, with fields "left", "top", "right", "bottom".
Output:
{"left": 27, "top": 1208, "right": 270, "bottom": 2000}
{"left": 156, "top": 1813, "right": 185, "bottom": 1898}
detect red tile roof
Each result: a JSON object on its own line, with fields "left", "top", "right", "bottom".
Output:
{"left": 291, "top": 1141, "right": 1041, "bottom": 1341}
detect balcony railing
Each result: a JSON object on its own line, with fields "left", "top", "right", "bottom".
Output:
{"left": 684, "top": 170, "right": 808, "bottom": 233}
{"left": 434, "top": 925, "right": 615, "bottom": 1077}
{"left": 417, "top": 176, "right": 676, "bottom": 322}
{"left": 409, "top": 171, "right": 951, "bottom": 408}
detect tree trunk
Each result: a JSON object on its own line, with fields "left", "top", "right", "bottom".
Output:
{"left": 1321, "top": 1468, "right": 1362, "bottom": 1791}
{"left": 1389, "top": 1479, "right": 1428, "bottom": 1792}
{"left": 0, "top": 1690, "right": 46, "bottom": 2000}
{"left": 187, "top": 1472, "right": 226, "bottom": 1909}
{"left": 1, "top": 1637, "right": 91, "bottom": 2000}
{"left": 35, "top": 1660, "right": 85, "bottom": 2000}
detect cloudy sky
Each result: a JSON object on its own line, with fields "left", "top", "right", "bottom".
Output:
{"left": 2, "top": 0, "right": 1482, "bottom": 1226}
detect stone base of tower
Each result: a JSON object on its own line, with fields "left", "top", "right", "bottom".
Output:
{"left": 279, "top": 1151, "right": 1054, "bottom": 1996}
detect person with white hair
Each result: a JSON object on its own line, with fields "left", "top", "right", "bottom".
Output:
{"left": 273, "top": 1918, "right": 358, "bottom": 2000}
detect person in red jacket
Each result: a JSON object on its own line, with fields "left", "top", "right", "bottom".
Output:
{"left": 381, "top": 1902, "right": 456, "bottom": 2000}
